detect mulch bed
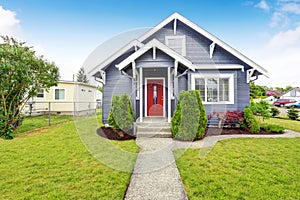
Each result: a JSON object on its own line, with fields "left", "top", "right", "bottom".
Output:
{"left": 97, "top": 126, "right": 283, "bottom": 141}
{"left": 97, "top": 127, "right": 135, "bottom": 140}
{"left": 205, "top": 127, "right": 283, "bottom": 136}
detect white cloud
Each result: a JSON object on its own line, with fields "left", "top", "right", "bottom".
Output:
{"left": 281, "top": 3, "right": 300, "bottom": 14}
{"left": 269, "top": 11, "right": 289, "bottom": 27}
{"left": 256, "top": 0, "right": 270, "bottom": 11}
{"left": 0, "top": 5, "right": 21, "bottom": 37}
{"left": 253, "top": 25, "right": 300, "bottom": 87}
{"left": 268, "top": 25, "right": 300, "bottom": 47}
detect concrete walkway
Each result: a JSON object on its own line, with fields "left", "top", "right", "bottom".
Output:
{"left": 124, "top": 130, "right": 300, "bottom": 200}
{"left": 124, "top": 138, "right": 188, "bottom": 200}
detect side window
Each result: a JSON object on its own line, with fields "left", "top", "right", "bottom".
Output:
{"left": 55, "top": 89, "right": 65, "bottom": 100}
{"left": 37, "top": 89, "right": 44, "bottom": 98}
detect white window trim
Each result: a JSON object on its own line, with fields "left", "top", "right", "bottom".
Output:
{"left": 54, "top": 88, "right": 66, "bottom": 101}
{"left": 36, "top": 89, "right": 45, "bottom": 99}
{"left": 191, "top": 73, "right": 234, "bottom": 104}
{"left": 165, "top": 35, "right": 186, "bottom": 56}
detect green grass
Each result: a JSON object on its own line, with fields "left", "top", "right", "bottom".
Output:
{"left": 258, "top": 116, "right": 300, "bottom": 132}
{"left": 13, "top": 115, "right": 73, "bottom": 136}
{"left": 175, "top": 138, "right": 300, "bottom": 199}
{"left": 0, "top": 118, "right": 139, "bottom": 199}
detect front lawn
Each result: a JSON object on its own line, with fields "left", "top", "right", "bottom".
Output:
{"left": 175, "top": 138, "right": 300, "bottom": 199}
{"left": 13, "top": 115, "right": 73, "bottom": 137}
{"left": 258, "top": 116, "right": 300, "bottom": 132}
{"left": 0, "top": 121, "right": 139, "bottom": 199}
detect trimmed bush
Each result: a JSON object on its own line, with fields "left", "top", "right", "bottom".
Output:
{"left": 243, "top": 107, "right": 260, "bottom": 134}
{"left": 249, "top": 100, "right": 271, "bottom": 120}
{"left": 270, "top": 107, "right": 280, "bottom": 118}
{"left": 287, "top": 107, "right": 299, "bottom": 120}
{"left": 261, "top": 124, "right": 285, "bottom": 133}
{"left": 108, "top": 94, "right": 134, "bottom": 131}
{"left": 172, "top": 90, "right": 207, "bottom": 140}
{"left": 195, "top": 90, "right": 208, "bottom": 138}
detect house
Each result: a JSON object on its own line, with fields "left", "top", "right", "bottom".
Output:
{"left": 280, "top": 87, "right": 300, "bottom": 101}
{"left": 23, "top": 81, "right": 97, "bottom": 116}
{"left": 89, "top": 13, "right": 268, "bottom": 123}
{"left": 266, "top": 90, "right": 283, "bottom": 96}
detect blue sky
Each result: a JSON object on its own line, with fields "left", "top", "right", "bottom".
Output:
{"left": 1, "top": 0, "right": 300, "bottom": 87}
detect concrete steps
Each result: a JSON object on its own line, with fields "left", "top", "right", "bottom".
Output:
{"left": 135, "top": 117, "right": 172, "bottom": 138}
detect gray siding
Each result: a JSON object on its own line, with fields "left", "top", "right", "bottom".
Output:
{"left": 143, "top": 20, "right": 252, "bottom": 69}
{"left": 102, "top": 64, "right": 132, "bottom": 123}
{"left": 136, "top": 49, "right": 174, "bottom": 68}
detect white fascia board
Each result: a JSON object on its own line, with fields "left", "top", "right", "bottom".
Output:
{"left": 116, "top": 39, "right": 195, "bottom": 71}
{"left": 89, "top": 39, "right": 144, "bottom": 75}
{"left": 137, "top": 12, "right": 268, "bottom": 77}
{"left": 194, "top": 64, "right": 244, "bottom": 71}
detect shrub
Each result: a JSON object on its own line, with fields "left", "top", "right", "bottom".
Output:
{"left": 261, "top": 124, "right": 285, "bottom": 133}
{"left": 224, "top": 110, "right": 244, "bottom": 126}
{"left": 287, "top": 107, "right": 299, "bottom": 120}
{"left": 194, "top": 90, "right": 207, "bottom": 139}
{"left": 243, "top": 107, "right": 260, "bottom": 134}
{"left": 172, "top": 90, "right": 207, "bottom": 140}
{"left": 270, "top": 107, "right": 280, "bottom": 118}
{"left": 108, "top": 94, "right": 134, "bottom": 131}
{"left": 249, "top": 100, "right": 271, "bottom": 120}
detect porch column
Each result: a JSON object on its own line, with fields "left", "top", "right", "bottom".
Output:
{"left": 139, "top": 67, "right": 143, "bottom": 122}
{"left": 167, "top": 67, "right": 171, "bottom": 123}
{"left": 174, "top": 61, "right": 179, "bottom": 105}
{"left": 132, "top": 61, "right": 136, "bottom": 120}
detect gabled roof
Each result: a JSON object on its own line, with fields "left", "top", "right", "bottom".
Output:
{"left": 115, "top": 39, "right": 195, "bottom": 71}
{"left": 138, "top": 12, "right": 268, "bottom": 77}
{"left": 89, "top": 39, "right": 144, "bottom": 73}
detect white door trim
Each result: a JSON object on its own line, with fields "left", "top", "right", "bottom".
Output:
{"left": 145, "top": 77, "right": 165, "bottom": 117}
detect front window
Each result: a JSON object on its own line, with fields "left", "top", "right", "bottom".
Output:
{"left": 192, "top": 74, "right": 234, "bottom": 104}
{"left": 55, "top": 89, "right": 65, "bottom": 100}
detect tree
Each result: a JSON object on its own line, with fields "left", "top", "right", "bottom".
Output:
{"left": 0, "top": 36, "right": 59, "bottom": 139}
{"left": 250, "top": 82, "right": 266, "bottom": 99}
{"left": 76, "top": 67, "right": 89, "bottom": 83}
{"left": 98, "top": 86, "right": 103, "bottom": 93}
{"left": 287, "top": 107, "right": 299, "bottom": 120}
{"left": 270, "top": 107, "right": 280, "bottom": 118}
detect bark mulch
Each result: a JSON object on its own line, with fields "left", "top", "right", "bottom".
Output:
{"left": 97, "top": 127, "right": 135, "bottom": 140}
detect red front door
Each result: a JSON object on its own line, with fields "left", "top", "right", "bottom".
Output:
{"left": 147, "top": 79, "right": 164, "bottom": 116}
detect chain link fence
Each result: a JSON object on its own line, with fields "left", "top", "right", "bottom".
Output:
{"left": 22, "top": 101, "right": 101, "bottom": 125}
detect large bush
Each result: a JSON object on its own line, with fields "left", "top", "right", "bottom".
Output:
{"left": 108, "top": 94, "right": 134, "bottom": 131}
{"left": 243, "top": 107, "right": 260, "bottom": 134}
{"left": 172, "top": 90, "right": 207, "bottom": 140}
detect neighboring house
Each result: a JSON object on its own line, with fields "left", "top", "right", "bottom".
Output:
{"left": 266, "top": 90, "right": 283, "bottom": 96}
{"left": 89, "top": 13, "right": 268, "bottom": 123}
{"left": 263, "top": 96, "right": 276, "bottom": 105}
{"left": 23, "top": 81, "right": 97, "bottom": 116}
{"left": 280, "top": 87, "right": 300, "bottom": 101}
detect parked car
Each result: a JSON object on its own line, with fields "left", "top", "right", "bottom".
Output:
{"left": 285, "top": 101, "right": 300, "bottom": 108}
{"left": 274, "top": 99, "right": 296, "bottom": 107}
